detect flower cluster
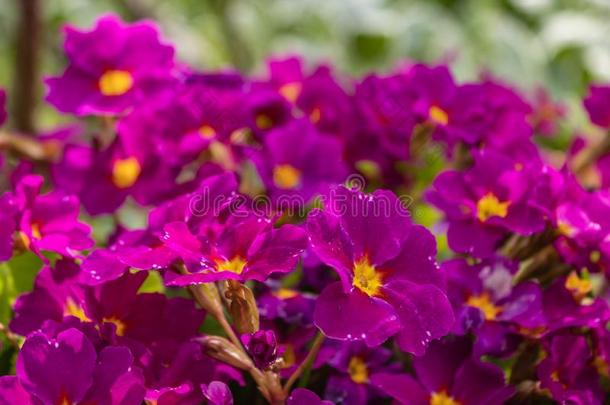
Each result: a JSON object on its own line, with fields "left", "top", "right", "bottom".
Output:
{"left": 0, "top": 13, "right": 609, "bottom": 404}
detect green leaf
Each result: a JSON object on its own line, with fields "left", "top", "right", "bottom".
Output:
{"left": 137, "top": 270, "right": 165, "bottom": 294}
{"left": 0, "top": 252, "right": 43, "bottom": 325}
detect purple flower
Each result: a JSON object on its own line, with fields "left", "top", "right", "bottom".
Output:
{"left": 444, "top": 78, "right": 532, "bottom": 148}
{"left": 117, "top": 80, "right": 247, "bottom": 168}
{"left": 552, "top": 191, "right": 610, "bottom": 276}
{"left": 0, "top": 328, "right": 145, "bottom": 405}
{"left": 352, "top": 71, "right": 418, "bottom": 162}
{"left": 162, "top": 212, "right": 307, "bottom": 285}
{"left": 537, "top": 333, "right": 604, "bottom": 404}
{"left": 12, "top": 263, "right": 205, "bottom": 369}
{"left": 52, "top": 137, "right": 206, "bottom": 215}
{"left": 1, "top": 175, "right": 93, "bottom": 261}
{"left": 298, "top": 66, "right": 353, "bottom": 134}
{"left": 144, "top": 341, "right": 243, "bottom": 404}
{"left": 77, "top": 171, "right": 237, "bottom": 284}
{"left": 46, "top": 14, "right": 175, "bottom": 116}
{"left": 249, "top": 119, "right": 348, "bottom": 206}
{"left": 258, "top": 287, "right": 316, "bottom": 324}
{"left": 307, "top": 186, "right": 453, "bottom": 354}
{"left": 427, "top": 150, "right": 546, "bottom": 257}
{"left": 371, "top": 337, "right": 514, "bottom": 405}
{"left": 245, "top": 89, "right": 292, "bottom": 137}
{"left": 540, "top": 274, "right": 610, "bottom": 334}
{"left": 324, "top": 341, "right": 405, "bottom": 404}
{"left": 262, "top": 57, "right": 353, "bottom": 136}
{"left": 443, "top": 257, "right": 544, "bottom": 356}
{"left": 10, "top": 259, "right": 85, "bottom": 335}
{"left": 583, "top": 84, "right": 610, "bottom": 128}
{"left": 241, "top": 330, "right": 280, "bottom": 369}
{"left": 265, "top": 56, "right": 304, "bottom": 93}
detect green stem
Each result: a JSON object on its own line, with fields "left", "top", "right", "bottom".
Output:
{"left": 283, "top": 332, "right": 325, "bottom": 394}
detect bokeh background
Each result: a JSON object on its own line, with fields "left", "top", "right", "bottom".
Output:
{"left": 0, "top": 0, "right": 609, "bottom": 130}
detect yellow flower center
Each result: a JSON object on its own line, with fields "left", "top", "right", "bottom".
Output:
{"left": 273, "top": 288, "right": 299, "bottom": 299}
{"left": 273, "top": 164, "right": 301, "bottom": 189}
{"left": 466, "top": 292, "right": 502, "bottom": 320}
{"left": 103, "top": 316, "right": 127, "bottom": 336}
{"left": 31, "top": 223, "right": 42, "bottom": 240}
{"left": 352, "top": 256, "right": 383, "bottom": 297}
{"left": 348, "top": 356, "right": 369, "bottom": 384}
{"left": 476, "top": 193, "right": 510, "bottom": 222}
{"left": 430, "top": 391, "right": 460, "bottom": 405}
{"left": 256, "top": 114, "right": 273, "bottom": 129}
{"left": 593, "top": 355, "right": 609, "bottom": 377}
{"left": 309, "top": 107, "right": 322, "bottom": 124}
{"left": 17, "top": 231, "right": 31, "bottom": 250}
{"left": 565, "top": 271, "right": 592, "bottom": 300}
{"left": 199, "top": 125, "right": 216, "bottom": 139}
{"left": 215, "top": 256, "right": 247, "bottom": 274}
{"left": 429, "top": 105, "right": 449, "bottom": 126}
{"left": 112, "top": 157, "right": 141, "bottom": 189}
{"left": 64, "top": 298, "right": 90, "bottom": 322}
{"left": 98, "top": 70, "right": 133, "bottom": 96}
{"left": 557, "top": 221, "right": 574, "bottom": 237}
{"left": 57, "top": 392, "right": 71, "bottom": 405}
{"left": 590, "top": 250, "right": 601, "bottom": 263}
{"left": 550, "top": 370, "right": 561, "bottom": 382}
{"left": 278, "top": 82, "right": 301, "bottom": 103}
{"left": 282, "top": 344, "right": 296, "bottom": 368}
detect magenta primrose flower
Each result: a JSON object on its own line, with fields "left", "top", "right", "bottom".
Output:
{"left": 0, "top": 328, "right": 145, "bottom": 405}
{"left": 427, "top": 150, "right": 546, "bottom": 257}
{"left": 0, "top": 175, "right": 93, "bottom": 261}
{"left": 249, "top": 119, "right": 349, "bottom": 206}
{"left": 307, "top": 185, "right": 454, "bottom": 355}
{"left": 46, "top": 14, "right": 175, "bottom": 116}
{"left": 163, "top": 212, "right": 307, "bottom": 285}
{"left": 371, "top": 336, "right": 515, "bottom": 405}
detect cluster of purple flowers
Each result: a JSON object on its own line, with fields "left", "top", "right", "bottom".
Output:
{"left": 1, "top": 13, "right": 610, "bottom": 404}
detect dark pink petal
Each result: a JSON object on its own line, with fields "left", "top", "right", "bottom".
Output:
{"left": 452, "top": 360, "right": 514, "bottom": 405}
{"left": 244, "top": 224, "right": 307, "bottom": 281}
{"left": 288, "top": 388, "right": 332, "bottom": 405}
{"left": 81, "top": 346, "right": 145, "bottom": 405}
{"left": 17, "top": 328, "right": 97, "bottom": 405}
{"left": 330, "top": 187, "right": 410, "bottom": 265}
{"left": 0, "top": 376, "right": 35, "bottom": 405}
{"left": 383, "top": 281, "right": 454, "bottom": 356}
{"left": 81, "top": 249, "right": 129, "bottom": 285}
{"left": 306, "top": 208, "right": 354, "bottom": 289}
{"left": 314, "top": 282, "right": 400, "bottom": 347}
{"left": 447, "top": 220, "right": 505, "bottom": 258}
{"left": 369, "top": 373, "right": 429, "bottom": 405}
{"left": 381, "top": 224, "right": 442, "bottom": 287}
{"left": 412, "top": 336, "right": 471, "bottom": 393}
{"left": 201, "top": 381, "right": 233, "bottom": 405}
{"left": 584, "top": 85, "right": 610, "bottom": 128}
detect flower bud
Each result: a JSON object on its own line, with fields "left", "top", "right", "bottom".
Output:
{"left": 197, "top": 336, "right": 253, "bottom": 371}
{"left": 241, "top": 330, "right": 279, "bottom": 370}
{"left": 225, "top": 282, "right": 260, "bottom": 334}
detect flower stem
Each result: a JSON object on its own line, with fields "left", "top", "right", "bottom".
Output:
{"left": 283, "top": 331, "right": 325, "bottom": 394}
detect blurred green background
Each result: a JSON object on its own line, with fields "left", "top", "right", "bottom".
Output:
{"left": 0, "top": 0, "right": 609, "bottom": 130}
